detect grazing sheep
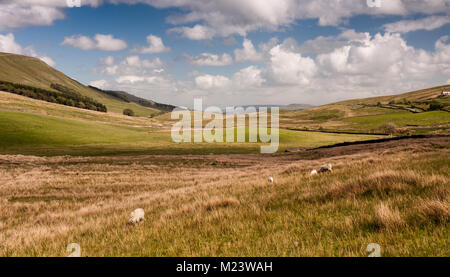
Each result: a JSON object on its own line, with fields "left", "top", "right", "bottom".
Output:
{"left": 310, "top": 169, "right": 318, "bottom": 176}
{"left": 268, "top": 176, "right": 274, "bottom": 183}
{"left": 318, "top": 163, "right": 333, "bottom": 173}
{"left": 128, "top": 208, "right": 145, "bottom": 225}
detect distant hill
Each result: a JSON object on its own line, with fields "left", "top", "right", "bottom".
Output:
{"left": 88, "top": 86, "right": 175, "bottom": 111}
{"left": 280, "top": 84, "right": 450, "bottom": 135}
{"left": 281, "top": 103, "right": 315, "bottom": 111}
{"left": 0, "top": 52, "right": 166, "bottom": 116}
{"left": 234, "top": 104, "right": 313, "bottom": 111}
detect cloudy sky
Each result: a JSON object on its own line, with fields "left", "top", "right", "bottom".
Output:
{"left": 0, "top": 0, "right": 449, "bottom": 107}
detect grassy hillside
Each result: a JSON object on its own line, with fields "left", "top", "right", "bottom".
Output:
{"left": 0, "top": 52, "right": 161, "bottom": 116}
{"left": 281, "top": 85, "right": 450, "bottom": 134}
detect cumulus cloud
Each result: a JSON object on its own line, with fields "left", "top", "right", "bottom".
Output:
{"left": 184, "top": 52, "right": 233, "bottom": 66}
{"left": 61, "top": 34, "right": 127, "bottom": 51}
{"left": 0, "top": 32, "right": 55, "bottom": 66}
{"left": 0, "top": 1, "right": 102, "bottom": 30}
{"left": 132, "top": 34, "right": 170, "bottom": 54}
{"left": 168, "top": 24, "right": 216, "bottom": 40}
{"left": 186, "top": 30, "right": 450, "bottom": 105}
{"left": 3, "top": 0, "right": 450, "bottom": 39}
{"left": 234, "top": 38, "right": 263, "bottom": 62}
{"left": 97, "top": 55, "right": 165, "bottom": 76}
{"left": 269, "top": 44, "right": 317, "bottom": 85}
{"left": 124, "top": 55, "right": 164, "bottom": 68}
{"left": 0, "top": 33, "right": 22, "bottom": 53}
{"left": 195, "top": 74, "right": 231, "bottom": 89}
{"left": 232, "top": 66, "right": 265, "bottom": 87}
{"left": 313, "top": 32, "right": 450, "bottom": 97}
{"left": 0, "top": 3, "right": 64, "bottom": 31}
{"left": 89, "top": 79, "right": 109, "bottom": 89}
{"left": 112, "top": 0, "right": 450, "bottom": 40}
{"left": 383, "top": 15, "right": 450, "bottom": 33}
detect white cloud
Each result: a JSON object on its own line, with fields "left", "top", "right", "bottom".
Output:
{"left": 195, "top": 74, "right": 231, "bottom": 89}
{"left": 383, "top": 15, "right": 450, "bottom": 33}
{"left": 0, "top": 33, "right": 22, "bottom": 53}
{"left": 2, "top": 0, "right": 450, "bottom": 39}
{"left": 182, "top": 30, "right": 450, "bottom": 105}
{"left": 116, "top": 75, "right": 146, "bottom": 84}
{"left": 0, "top": 32, "right": 55, "bottom": 67}
{"left": 168, "top": 24, "right": 216, "bottom": 40}
{"left": 133, "top": 34, "right": 170, "bottom": 54}
{"left": 34, "top": 54, "right": 56, "bottom": 67}
{"left": 234, "top": 38, "right": 263, "bottom": 62}
{"left": 0, "top": 3, "right": 64, "bottom": 31}
{"left": 97, "top": 55, "right": 165, "bottom": 76}
{"left": 232, "top": 66, "right": 265, "bottom": 87}
{"left": 269, "top": 44, "right": 317, "bottom": 85}
{"left": 114, "top": 0, "right": 450, "bottom": 40}
{"left": 89, "top": 79, "right": 109, "bottom": 89}
{"left": 102, "top": 56, "right": 115, "bottom": 66}
{"left": 185, "top": 52, "right": 233, "bottom": 66}
{"left": 125, "top": 55, "right": 164, "bottom": 68}
{"left": 62, "top": 34, "right": 127, "bottom": 51}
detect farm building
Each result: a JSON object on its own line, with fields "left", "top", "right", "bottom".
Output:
{"left": 442, "top": 89, "right": 450, "bottom": 96}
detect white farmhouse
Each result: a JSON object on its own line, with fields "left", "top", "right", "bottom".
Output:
{"left": 442, "top": 89, "right": 450, "bottom": 96}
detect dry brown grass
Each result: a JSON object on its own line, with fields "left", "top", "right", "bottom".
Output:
{"left": 0, "top": 137, "right": 448, "bottom": 256}
{"left": 374, "top": 203, "right": 405, "bottom": 231}
{"left": 418, "top": 200, "right": 450, "bottom": 224}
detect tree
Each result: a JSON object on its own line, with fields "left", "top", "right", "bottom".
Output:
{"left": 123, "top": 108, "right": 135, "bottom": 116}
{"left": 428, "top": 101, "right": 443, "bottom": 111}
{"left": 380, "top": 122, "right": 398, "bottom": 135}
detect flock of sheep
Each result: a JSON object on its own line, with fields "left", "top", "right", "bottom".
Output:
{"left": 129, "top": 163, "right": 333, "bottom": 226}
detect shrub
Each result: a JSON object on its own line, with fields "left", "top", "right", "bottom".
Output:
{"left": 379, "top": 122, "right": 398, "bottom": 135}
{"left": 428, "top": 101, "right": 443, "bottom": 111}
{"left": 123, "top": 108, "right": 135, "bottom": 116}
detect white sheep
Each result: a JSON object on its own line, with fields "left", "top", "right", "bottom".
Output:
{"left": 268, "top": 176, "right": 274, "bottom": 183}
{"left": 318, "top": 163, "right": 333, "bottom": 173}
{"left": 310, "top": 169, "right": 318, "bottom": 176}
{"left": 128, "top": 208, "right": 145, "bottom": 225}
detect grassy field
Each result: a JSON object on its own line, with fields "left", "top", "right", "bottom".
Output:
{"left": 341, "top": 111, "right": 450, "bottom": 132}
{"left": 0, "top": 137, "right": 448, "bottom": 256}
{"left": 0, "top": 108, "right": 380, "bottom": 156}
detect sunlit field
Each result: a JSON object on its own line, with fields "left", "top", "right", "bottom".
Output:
{"left": 0, "top": 136, "right": 448, "bottom": 256}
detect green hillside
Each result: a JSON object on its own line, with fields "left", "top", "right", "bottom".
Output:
{"left": 0, "top": 52, "right": 161, "bottom": 116}
{"left": 281, "top": 85, "right": 450, "bottom": 134}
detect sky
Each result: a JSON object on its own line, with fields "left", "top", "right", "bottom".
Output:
{"left": 0, "top": 0, "right": 449, "bottom": 107}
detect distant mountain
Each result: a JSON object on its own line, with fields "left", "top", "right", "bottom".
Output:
{"left": 0, "top": 52, "right": 168, "bottom": 116}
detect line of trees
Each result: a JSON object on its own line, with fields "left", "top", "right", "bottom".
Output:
{"left": 88, "top": 85, "right": 130, "bottom": 102}
{"left": 0, "top": 80, "right": 107, "bottom": 112}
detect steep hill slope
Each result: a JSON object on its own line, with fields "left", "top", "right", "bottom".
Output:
{"left": 0, "top": 52, "right": 163, "bottom": 116}
{"left": 88, "top": 86, "right": 175, "bottom": 111}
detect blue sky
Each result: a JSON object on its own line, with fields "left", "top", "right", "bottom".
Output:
{"left": 0, "top": 0, "right": 449, "bottom": 107}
